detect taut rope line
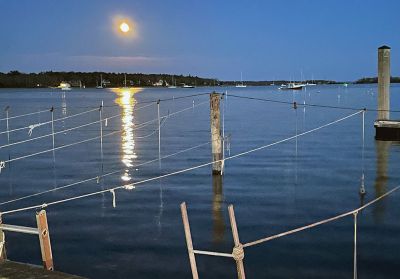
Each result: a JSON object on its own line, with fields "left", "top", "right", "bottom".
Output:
{"left": 0, "top": 110, "right": 362, "bottom": 216}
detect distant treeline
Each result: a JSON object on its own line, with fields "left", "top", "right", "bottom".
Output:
{"left": 0, "top": 71, "right": 218, "bottom": 88}
{"left": 221, "top": 80, "right": 338, "bottom": 86}
{"left": 0, "top": 70, "right": 345, "bottom": 88}
{"left": 355, "top": 77, "right": 400, "bottom": 84}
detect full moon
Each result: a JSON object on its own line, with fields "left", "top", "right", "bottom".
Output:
{"left": 119, "top": 22, "right": 130, "bottom": 33}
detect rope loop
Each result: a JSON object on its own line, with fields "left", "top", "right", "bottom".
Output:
{"left": 110, "top": 189, "right": 116, "bottom": 208}
{"left": 232, "top": 244, "right": 245, "bottom": 261}
{"left": 0, "top": 161, "right": 5, "bottom": 173}
{"left": 124, "top": 185, "right": 135, "bottom": 190}
{"left": 28, "top": 123, "right": 44, "bottom": 137}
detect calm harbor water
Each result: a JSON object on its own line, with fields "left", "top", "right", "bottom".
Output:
{"left": 0, "top": 85, "right": 399, "bottom": 278}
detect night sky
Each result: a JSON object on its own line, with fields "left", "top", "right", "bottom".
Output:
{"left": 0, "top": 0, "right": 399, "bottom": 81}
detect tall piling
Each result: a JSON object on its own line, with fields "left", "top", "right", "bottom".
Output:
{"left": 375, "top": 45, "right": 400, "bottom": 140}
{"left": 210, "top": 92, "right": 223, "bottom": 175}
{"left": 377, "top": 45, "right": 391, "bottom": 120}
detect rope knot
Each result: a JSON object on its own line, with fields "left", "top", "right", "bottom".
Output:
{"left": 41, "top": 203, "right": 48, "bottom": 209}
{"left": 232, "top": 244, "right": 244, "bottom": 261}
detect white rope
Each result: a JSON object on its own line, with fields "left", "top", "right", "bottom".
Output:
{"left": 51, "top": 108, "right": 55, "bottom": 161}
{"left": 0, "top": 140, "right": 212, "bottom": 206}
{"left": 99, "top": 104, "right": 104, "bottom": 163}
{"left": 360, "top": 110, "right": 366, "bottom": 195}
{"left": 135, "top": 117, "right": 168, "bottom": 139}
{"left": 158, "top": 100, "right": 161, "bottom": 162}
{"left": 242, "top": 185, "right": 400, "bottom": 248}
{"left": 353, "top": 211, "right": 358, "bottom": 279}
{"left": 0, "top": 107, "right": 99, "bottom": 136}
{"left": 0, "top": 111, "right": 361, "bottom": 215}
{"left": 5, "top": 108, "right": 10, "bottom": 144}
{"left": 0, "top": 114, "right": 120, "bottom": 149}
{"left": 110, "top": 189, "right": 116, "bottom": 208}
{"left": 0, "top": 101, "right": 199, "bottom": 156}
{"left": 0, "top": 161, "right": 5, "bottom": 173}
{"left": 0, "top": 109, "right": 49, "bottom": 122}
{"left": 3, "top": 130, "right": 120, "bottom": 164}
{"left": 28, "top": 123, "right": 45, "bottom": 137}
{"left": 222, "top": 95, "right": 225, "bottom": 174}
{"left": 193, "top": 249, "right": 233, "bottom": 258}
{"left": 0, "top": 103, "right": 155, "bottom": 137}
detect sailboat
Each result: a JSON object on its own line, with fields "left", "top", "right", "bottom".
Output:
{"left": 122, "top": 73, "right": 130, "bottom": 89}
{"left": 96, "top": 74, "right": 104, "bottom": 89}
{"left": 235, "top": 72, "right": 247, "bottom": 88}
{"left": 306, "top": 74, "right": 316, "bottom": 86}
{"left": 168, "top": 76, "right": 177, "bottom": 88}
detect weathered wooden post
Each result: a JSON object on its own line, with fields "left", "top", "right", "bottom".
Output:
{"left": 377, "top": 45, "right": 390, "bottom": 121}
{"left": 0, "top": 215, "right": 7, "bottom": 261}
{"left": 36, "top": 210, "right": 54, "bottom": 271}
{"left": 228, "top": 205, "right": 246, "bottom": 279}
{"left": 210, "top": 92, "right": 223, "bottom": 175}
{"left": 374, "top": 45, "right": 400, "bottom": 140}
{"left": 180, "top": 202, "right": 199, "bottom": 279}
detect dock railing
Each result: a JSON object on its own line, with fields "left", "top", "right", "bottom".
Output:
{"left": 0, "top": 210, "right": 53, "bottom": 270}
{"left": 180, "top": 185, "right": 400, "bottom": 279}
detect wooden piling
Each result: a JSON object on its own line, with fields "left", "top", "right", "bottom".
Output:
{"left": 210, "top": 92, "right": 223, "bottom": 175}
{"left": 377, "top": 45, "right": 390, "bottom": 120}
{"left": 36, "top": 210, "right": 54, "bottom": 271}
{"left": 0, "top": 215, "right": 7, "bottom": 261}
{"left": 180, "top": 202, "right": 199, "bottom": 279}
{"left": 228, "top": 205, "right": 246, "bottom": 279}
{"left": 375, "top": 45, "right": 400, "bottom": 140}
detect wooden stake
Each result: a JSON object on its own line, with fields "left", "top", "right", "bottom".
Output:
{"left": 228, "top": 205, "right": 246, "bottom": 279}
{"left": 180, "top": 202, "right": 199, "bottom": 279}
{"left": 0, "top": 215, "right": 7, "bottom": 261}
{"left": 50, "top": 107, "right": 55, "bottom": 162}
{"left": 36, "top": 210, "right": 54, "bottom": 271}
{"left": 210, "top": 92, "right": 223, "bottom": 175}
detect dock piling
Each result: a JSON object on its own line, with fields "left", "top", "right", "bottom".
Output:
{"left": 377, "top": 46, "right": 390, "bottom": 120}
{"left": 210, "top": 92, "right": 223, "bottom": 175}
{"left": 375, "top": 45, "right": 400, "bottom": 140}
{"left": 0, "top": 215, "right": 7, "bottom": 261}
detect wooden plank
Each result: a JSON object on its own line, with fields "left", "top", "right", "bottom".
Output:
{"left": 36, "top": 210, "right": 54, "bottom": 271}
{"left": 0, "top": 260, "right": 85, "bottom": 278}
{"left": 0, "top": 224, "right": 39, "bottom": 235}
{"left": 180, "top": 202, "right": 199, "bottom": 279}
{"left": 228, "top": 205, "right": 246, "bottom": 279}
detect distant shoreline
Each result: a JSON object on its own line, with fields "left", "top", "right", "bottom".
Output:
{"left": 0, "top": 71, "right": 399, "bottom": 88}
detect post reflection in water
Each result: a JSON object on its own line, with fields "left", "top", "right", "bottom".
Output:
{"left": 373, "top": 140, "right": 391, "bottom": 223}
{"left": 212, "top": 174, "right": 225, "bottom": 243}
{"left": 112, "top": 87, "right": 143, "bottom": 184}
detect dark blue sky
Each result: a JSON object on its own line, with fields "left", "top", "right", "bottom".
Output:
{"left": 0, "top": 0, "right": 399, "bottom": 81}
